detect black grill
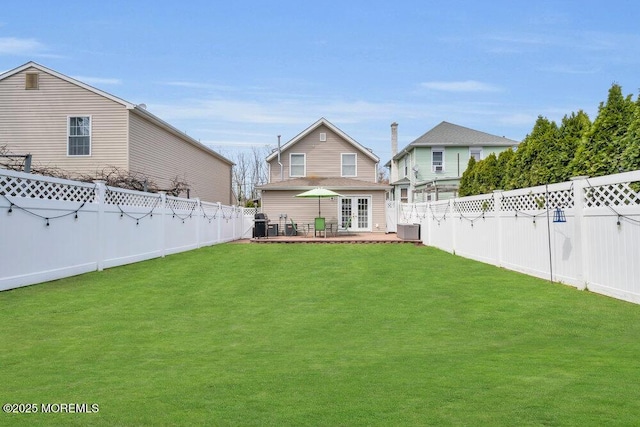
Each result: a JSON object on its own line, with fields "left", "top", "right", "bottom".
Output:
{"left": 253, "top": 213, "right": 269, "bottom": 238}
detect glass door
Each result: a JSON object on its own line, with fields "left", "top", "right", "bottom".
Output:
{"left": 340, "top": 197, "right": 371, "bottom": 232}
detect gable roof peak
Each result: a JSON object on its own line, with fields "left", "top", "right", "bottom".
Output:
{"left": 265, "top": 117, "right": 379, "bottom": 162}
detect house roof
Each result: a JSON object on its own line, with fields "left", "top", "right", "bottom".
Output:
{"left": 393, "top": 121, "right": 519, "bottom": 160}
{"left": 266, "top": 117, "right": 379, "bottom": 163}
{"left": 0, "top": 61, "right": 234, "bottom": 166}
{"left": 257, "top": 177, "right": 391, "bottom": 191}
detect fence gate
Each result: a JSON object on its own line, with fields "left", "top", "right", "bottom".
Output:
{"left": 385, "top": 200, "right": 398, "bottom": 233}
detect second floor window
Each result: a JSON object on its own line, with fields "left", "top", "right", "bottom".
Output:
{"left": 341, "top": 153, "right": 356, "bottom": 177}
{"left": 432, "top": 149, "right": 444, "bottom": 173}
{"left": 290, "top": 153, "right": 305, "bottom": 177}
{"left": 68, "top": 116, "right": 91, "bottom": 156}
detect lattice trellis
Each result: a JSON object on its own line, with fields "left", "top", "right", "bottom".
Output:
{"left": 454, "top": 197, "right": 494, "bottom": 214}
{"left": 220, "top": 205, "right": 235, "bottom": 220}
{"left": 201, "top": 204, "right": 221, "bottom": 218}
{"left": 501, "top": 188, "right": 573, "bottom": 212}
{"left": 585, "top": 182, "right": 640, "bottom": 207}
{"left": 0, "top": 174, "right": 95, "bottom": 202}
{"left": 399, "top": 203, "right": 414, "bottom": 221}
{"left": 414, "top": 203, "right": 429, "bottom": 218}
{"left": 166, "top": 198, "right": 198, "bottom": 211}
{"left": 105, "top": 187, "right": 160, "bottom": 208}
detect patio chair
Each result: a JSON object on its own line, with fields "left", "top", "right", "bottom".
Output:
{"left": 314, "top": 217, "right": 326, "bottom": 237}
{"left": 338, "top": 216, "right": 353, "bottom": 236}
{"left": 289, "top": 218, "right": 305, "bottom": 237}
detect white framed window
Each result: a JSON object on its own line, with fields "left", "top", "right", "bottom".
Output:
{"left": 319, "top": 132, "right": 327, "bottom": 142}
{"left": 68, "top": 116, "right": 91, "bottom": 156}
{"left": 470, "top": 147, "right": 483, "bottom": 161}
{"left": 341, "top": 153, "right": 357, "bottom": 177}
{"left": 400, "top": 187, "right": 408, "bottom": 203}
{"left": 403, "top": 157, "right": 409, "bottom": 177}
{"left": 432, "top": 148, "right": 444, "bottom": 173}
{"left": 290, "top": 153, "right": 305, "bottom": 177}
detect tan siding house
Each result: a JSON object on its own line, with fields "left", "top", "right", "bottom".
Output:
{"left": 0, "top": 62, "right": 233, "bottom": 204}
{"left": 258, "top": 118, "right": 391, "bottom": 234}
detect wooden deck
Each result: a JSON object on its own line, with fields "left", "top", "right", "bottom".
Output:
{"left": 238, "top": 232, "right": 421, "bottom": 244}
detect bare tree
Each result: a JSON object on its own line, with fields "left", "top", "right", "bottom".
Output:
{"left": 378, "top": 166, "right": 390, "bottom": 184}
{"left": 227, "top": 146, "right": 271, "bottom": 206}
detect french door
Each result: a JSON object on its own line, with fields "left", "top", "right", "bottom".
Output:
{"left": 339, "top": 196, "right": 371, "bottom": 232}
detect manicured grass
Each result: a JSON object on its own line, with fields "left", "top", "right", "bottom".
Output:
{"left": 1, "top": 244, "right": 640, "bottom": 426}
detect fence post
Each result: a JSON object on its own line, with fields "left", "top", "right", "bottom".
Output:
{"left": 217, "top": 202, "right": 222, "bottom": 243}
{"left": 450, "top": 198, "right": 456, "bottom": 254}
{"left": 94, "top": 180, "right": 106, "bottom": 271}
{"left": 195, "top": 198, "right": 202, "bottom": 249}
{"left": 571, "top": 176, "right": 588, "bottom": 290}
{"left": 159, "top": 192, "right": 166, "bottom": 258}
{"left": 493, "top": 190, "right": 503, "bottom": 267}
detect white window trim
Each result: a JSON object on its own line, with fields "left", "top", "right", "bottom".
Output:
{"left": 341, "top": 153, "right": 357, "bottom": 177}
{"left": 67, "top": 115, "right": 92, "bottom": 157}
{"left": 432, "top": 147, "right": 444, "bottom": 173}
{"left": 289, "top": 153, "right": 306, "bottom": 177}
{"left": 469, "top": 147, "right": 483, "bottom": 161}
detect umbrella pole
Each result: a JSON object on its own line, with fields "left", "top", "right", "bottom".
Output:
{"left": 318, "top": 197, "right": 321, "bottom": 217}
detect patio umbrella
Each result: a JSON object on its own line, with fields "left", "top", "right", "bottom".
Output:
{"left": 295, "top": 187, "right": 342, "bottom": 217}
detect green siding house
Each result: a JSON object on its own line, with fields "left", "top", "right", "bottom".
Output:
{"left": 387, "top": 121, "right": 519, "bottom": 202}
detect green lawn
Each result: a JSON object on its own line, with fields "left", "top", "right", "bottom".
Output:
{"left": 1, "top": 244, "right": 639, "bottom": 426}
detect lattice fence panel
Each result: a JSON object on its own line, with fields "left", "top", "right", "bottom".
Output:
{"left": 429, "top": 203, "right": 450, "bottom": 221}
{"left": 166, "top": 197, "right": 198, "bottom": 212}
{"left": 586, "top": 182, "right": 640, "bottom": 207}
{"left": 0, "top": 173, "right": 95, "bottom": 202}
{"left": 454, "top": 197, "right": 494, "bottom": 214}
{"left": 220, "top": 205, "right": 236, "bottom": 220}
{"left": 105, "top": 187, "right": 160, "bottom": 208}
{"left": 243, "top": 207, "right": 259, "bottom": 217}
{"left": 202, "top": 203, "right": 221, "bottom": 218}
{"left": 399, "top": 203, "right": 414, "bottom": 222}
{"left": 500, "top": 188, "right": 573, "bottom": 212}
{"left": 414, "top": 203, "right": 429, "bottom": 219}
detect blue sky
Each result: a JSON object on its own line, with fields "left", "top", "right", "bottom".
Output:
{"left": 1, "top": 0, "right": 639, "bottom": 163}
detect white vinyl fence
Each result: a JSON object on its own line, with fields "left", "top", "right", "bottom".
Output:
{"left": 0, "top": 168, "right": 247, "bottom": 291}
{"left": 396, "top": 171, "right": 640, "bottom": 304}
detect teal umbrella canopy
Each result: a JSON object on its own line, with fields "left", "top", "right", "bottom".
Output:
{"left": 295, "top": 188, "right": 342, "bottom": 217}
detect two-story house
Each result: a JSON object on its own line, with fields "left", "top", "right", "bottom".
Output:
{"left": 387, "top": 121, "right": 519, "bottom": 202}
{"left": 0, "top": 62, "right": 234, "bottom": 204}
{"left": 257, "top": 118, "right": 391, "bottom": 233}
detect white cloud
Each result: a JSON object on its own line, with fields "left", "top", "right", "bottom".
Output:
{"left": 420, "top": 80, "right": 501, "bottom": 93}
{"left": 0, "top": 37, "right": 44, "bottom": 55}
